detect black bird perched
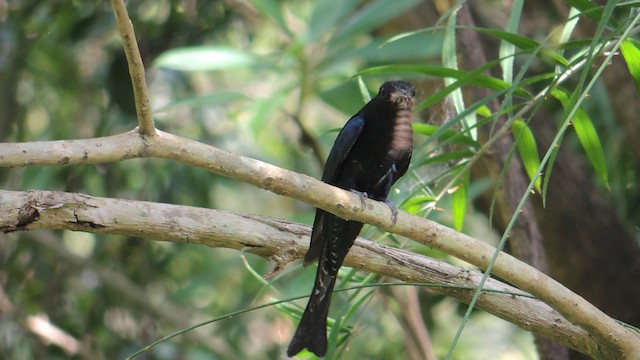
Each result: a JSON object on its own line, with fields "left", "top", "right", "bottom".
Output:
{"left": 287, "top": 81, "right": 415, "bottom": 357}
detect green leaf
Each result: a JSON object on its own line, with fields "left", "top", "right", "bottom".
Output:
{"left": 418, "top": 150, "right": 474, "bottom": 167}
{"left": 154, "top": 47, "right": 255, "bottom": 72}
{"left": 476, "top": 28, "right": 569, "bottom": 67}
{"left": 551, "top": 88, "right": 609, "bottom": 188}
{"left": 357, "top": 76, "right": 372, "bottom": 102}
{"left": 620, "top": 38, "right": 640, "bottom": 95}
{"left": 246, "top": 0, "right": 291, "bottom": 35}
{"left": 443, "top": 9, "right": 476, "bottom": 141}
{"left": 511, "top": 120, "right": 542, "bottom": 193}
{"left": 308, "top": 0, "right": 358, "bottom": 43}
{"left": 412, "top": 123, "right": 480, "bottom": 148}
{"left": 451, "top": 174, "right": 469, "bottom": 232}
{"left": 401, "top": 195, "right": 436, "bottom": 214}
{"left": 564, "top": 0, "right": 619, "bottom": 27}
{"left": 331, "top": 0, "right": 421, "bottom": 46}
{"left": 541, "top": 131, "right": 565, "bottom": 208}
{"left": 498, "top": 0, "right": 523, "bottom": 86}
{"left": 357, "top": 64, "right": 531, "bottom": 97}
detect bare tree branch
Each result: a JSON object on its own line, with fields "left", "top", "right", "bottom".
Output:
{"left": 1, "top": 126, "right": 639, "bottom": 359}
{"left": 0, "top": 189, "right": 599, "bottom": 355}
{"left": 110, "top": 0, "right": 155, "bottom": 136}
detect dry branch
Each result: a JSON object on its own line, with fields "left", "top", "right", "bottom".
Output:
{"left": 110, "top": 0, "right": 155, "bottom": 135}
{"left": 0, "top": 189, "right": 593, "bottom": 354}
{"left": 1, "top": 132, "right": 639, "bottom": 358}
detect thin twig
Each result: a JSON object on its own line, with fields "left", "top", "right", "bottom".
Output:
{"left": 110, "top": 0, "right": 155, "bottom": 136}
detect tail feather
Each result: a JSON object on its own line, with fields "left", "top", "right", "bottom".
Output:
{"left": 288, "top": 217, "right": 362, "bottom": 357}
{"left": 287, "top": 263, "right": 336, "bottom": 357}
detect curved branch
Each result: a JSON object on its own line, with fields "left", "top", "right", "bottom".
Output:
{"left": 0, "top": 132, "right": 638, "bottom": 358}
{"left": 0, "top": 189, "right": 593, "bottom": 354}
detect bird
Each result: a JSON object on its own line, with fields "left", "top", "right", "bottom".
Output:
{"left": 287, "top": 81, "right": 415, "bottom": 357}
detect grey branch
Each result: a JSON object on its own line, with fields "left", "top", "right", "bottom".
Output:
{"left": 1, "top": 130, "right": 638, "bottom": 359}
{"left": 110, "top": 0, "right": 155, "bottom": 135}
{"left": 1, "top": 189, "right": 591, "bottom": 355}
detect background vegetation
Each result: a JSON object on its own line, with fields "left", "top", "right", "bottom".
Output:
{"left": 1, "top": 1, "right": 639, "bottom": 359}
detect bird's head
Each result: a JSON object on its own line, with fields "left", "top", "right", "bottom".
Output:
{"left": 377, "top": 81, "right": 415, "bottom": 110}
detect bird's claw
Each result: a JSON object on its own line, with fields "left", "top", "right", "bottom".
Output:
{"left": 349, "top": 189, "right": 369, "bottom": 210}
{"left": 384, "top": 199, "right": 399, "bottom": 225}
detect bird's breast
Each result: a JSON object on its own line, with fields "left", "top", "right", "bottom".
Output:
{"left": 388, "top": 109, "right": 413, "bottom": 158}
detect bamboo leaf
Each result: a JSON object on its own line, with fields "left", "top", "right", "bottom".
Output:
{"left": 247, "top": 0, "right": 291, "bottom": 35}
{"left": 412, "top": 123, "right": 480, "bottom": 148}
{"left": 511, "top": 120, "right": 542, "bottom": 193}
{"left": 564, "top": 0, "right": 619, "bottom": 27}
{"left": 551, "top": 88, "right": 609, "bottom": 189}
{"left": 402, "top": 195, "right": 436, "bottom": 214}
{"left": 357, "top": 65, "right": 531, "bottom": 98}
{"left": 620, "top": 38, "right": 640, "bottom": 95}
{"left": 418, "top": 151, "right": 475, "bottom": 167}
{"left": 154, "top": 47, "right": 255, "bottom": 72}
{"left": 308, "top": 0, "right": 358, "bottom": 43}
{"left": 451, "top": 174, "right": 469, "bottom": 232}
{"left": 331, "top": 0, "right": 421, "bottom": 45}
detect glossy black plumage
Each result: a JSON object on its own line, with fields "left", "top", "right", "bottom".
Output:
{"left": 287, "top": 81, "right": 415, "bottom": 357}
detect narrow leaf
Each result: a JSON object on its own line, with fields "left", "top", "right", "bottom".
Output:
{"left": 418, "top": 151, "right": 474, "bottom": 167}
{"left": 331, "top": 0, "right": 421, "bottom": 45}
{"left": 551, "top": 88, "right": 609, "bottom": 188}
{"left": 154, "top": 47, "right": 255, "bottom": 72}
{"left": 309, "top": 0, "right": 358, "bottom": 43}
{"left": 499, "top": 0, "right": 524, "bottom": 85}
{"left": 247, "top": 0, "right": 291, "bottom": 35}
{"left": 357, "top": 64, "right": 531, "bottom": 98}
{"left": 451, "top": 175, "right": 469, "bottom": 232}
{"left": 564, "top": 0, "right": 619, "bottom": 27}
{"left": 511, "top": 120, "right": 542, "bottom": 193}
{"left": 620, "top": 38, "right": 640, "bottom": 95}
{"left": 412, "top": 123, "right": 480, "bottom": 148}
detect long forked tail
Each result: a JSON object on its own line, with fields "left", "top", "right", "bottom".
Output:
{"left": 287, "top": 263, "right": 337, "bottom": 357}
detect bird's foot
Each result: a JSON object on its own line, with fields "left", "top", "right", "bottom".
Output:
{"left": 349, "top": 189, "right": 369, "bottom": 210}
{"left": 384, "top": 199, "right": 399, "bottom": 225}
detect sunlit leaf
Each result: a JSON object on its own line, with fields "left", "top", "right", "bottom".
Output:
{"left": 476, "top": 105, "right": 492, "bottom": 117}
{"left": 357, "top": 76, "right": 372, "bottom": 102}
{"left": 443, "top": 10, "right": 476, "bottom": 141}
{"left": 511, "top": 119, "right": 542, "bottom": 193}
{"left": 154, "top": 47, "right": 255, "bottom": 72}
{"left": 620, "top": 38, "right": 640, "bottom": 95}
{"left": 451, "top": 175, "right": 469, "bottom": 232}
{"left": 551, "top": 88, "right": 609, "bottom": 189}
{"left": 401, "top": 195, "right": 436, "bottom": 214}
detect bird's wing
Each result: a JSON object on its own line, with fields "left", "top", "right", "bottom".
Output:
{"left": 395, "top": 147, "right": 412, "bottom": 181}
{"left": 303, "top": 114, "right": 365, "bottom": 265}
{"left": 321, "top": 114, "right": 365, "bottom": 183}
